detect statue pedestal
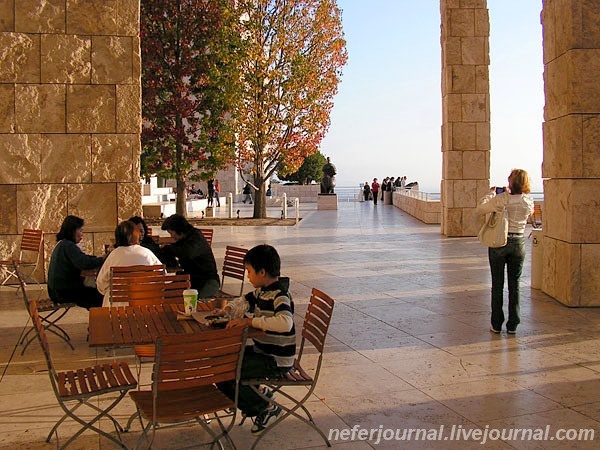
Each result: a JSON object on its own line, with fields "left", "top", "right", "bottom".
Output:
{"left": 317, "top": 194, "right": 337, "bottom": 210}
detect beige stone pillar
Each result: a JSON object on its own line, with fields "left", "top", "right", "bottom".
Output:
{"left": 0, "top": 0, "right": 142, "bottom": 281}
{"left": 440, "top": 0, "right": 490, "bottom": 236}
{"left": 541, "top": 0, "right": 600, "bottom": 306}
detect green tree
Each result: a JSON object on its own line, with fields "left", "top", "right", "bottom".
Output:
{"left": 141, "top": 0, "right": 243, "bottom": 215}
{"left": 235, "top": 0, "right": 347, "bottom": 217}
{"left": 280, "top": 152, "right": 327, "bottom": 185}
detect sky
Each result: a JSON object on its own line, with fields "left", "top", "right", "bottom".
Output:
{"left": 320, "top": 0, "right": 545, "bottom": 193}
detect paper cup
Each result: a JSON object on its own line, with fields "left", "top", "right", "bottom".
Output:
{"left": 183, "top": 289, "right": 198, "bottom": 315}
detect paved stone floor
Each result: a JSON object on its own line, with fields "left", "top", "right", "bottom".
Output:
{"left": 1, "top": 202, "right": 599, "bottom": 449}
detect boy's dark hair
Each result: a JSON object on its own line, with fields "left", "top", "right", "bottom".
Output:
{"left": 244, "top": 244, "right": 280, "bottom": 278}
{"left": 114, "top": 221, "right": 139, "bottom": 248}
{"left": 56, "top": 215, "right": 84, "bottom": 242}
{"left": 161, "top": 214, "right": 194, "bottom": 235}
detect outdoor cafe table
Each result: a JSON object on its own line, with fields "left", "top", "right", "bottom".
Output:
{"left": 88, "top": 303, "right": 230, "bottom": 348}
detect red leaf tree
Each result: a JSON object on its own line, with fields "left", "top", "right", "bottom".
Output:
{"left": 235, "top": 0, "right": 348, "bottom": 218}
{"left": 141, "top": 0, "right": 243, "bottom": 216}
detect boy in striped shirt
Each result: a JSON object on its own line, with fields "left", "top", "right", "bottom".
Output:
{"left": 219, "top": 244, "right": 295, "bottom": 433}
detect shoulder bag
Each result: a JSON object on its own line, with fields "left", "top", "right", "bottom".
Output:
{"left": 478, "top": 208, "right": 508, "bottom": 248}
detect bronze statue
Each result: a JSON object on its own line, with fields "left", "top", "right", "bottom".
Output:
{"left": 320, "top": 157, "right": 337, "bottom": 194}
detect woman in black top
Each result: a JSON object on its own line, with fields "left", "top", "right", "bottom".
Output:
{"left": 47, "top": 216, "right": 104, "bottom": 309}
{"left": 128, "top": 216, "right": 163, "bottom": 261}
{"left": 160, "top": 214, "right": 220, "bottom": 298}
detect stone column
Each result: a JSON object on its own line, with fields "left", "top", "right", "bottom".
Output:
{"left": 440, "top": 0, "right": 490, "bottom": 236}
{"left": 0, "top": 0, "right": 142, "bottom": 281}
{"left": 541, "top": 0, "right": 600, "bottom": 306}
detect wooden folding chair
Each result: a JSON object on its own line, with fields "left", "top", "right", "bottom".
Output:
{"left": 0, "top": 229, "right": 44, "bottom": 293}
{"left": 13, "top": 263, "right": 76, "bottom": 355}
{"left": 199, "top": 228, "right": 214, "bottom": 246}
{"left": 129, "top": 327, "right": 248, "bottom": 450}
{"left": 216, "top": 245, "right": 248, "bottom": 298}
{"left": 531, "top": 203, "right": 542, "bottom": 229}
{"left": 28, "top": 299, "right": 137, "bottom": 450}
{"left": 113, "top": 273, "right": 192, "bottom": 384}
{"left": 109, "top": 265, "right": 166, "bottom": 306}
{"left": 242, "top": 288, "right": 335, "bottom": 449}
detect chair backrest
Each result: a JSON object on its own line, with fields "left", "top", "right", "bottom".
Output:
{"left": 300, "top": 288, "right": 335, "bottom": 356}
{"left": 220, "top": 246, "right": 248, "bottom": 296}
{"left": 154, "top": 326, "right": 247, "bottom": 393}
{"left": 199, "top": 228, "right": 213, "bottom": 246}
{"left": 19, "top": 229, "right": 43, "bottom": 262}
{"left": 110, "top": 265, "right": 166, "bottom": 305}
{"left": 126, "top": 274, "right": 191, "bottom": 306}
{"left": 531, "top": 204, "right": 542, "bottom": 229}
{"left": 28, "top": 299, "right": 59, "bottom": 388}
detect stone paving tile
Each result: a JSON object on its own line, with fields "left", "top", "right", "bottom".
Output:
{"left": 1, "top": 202, "right": 599, "bottom": 449}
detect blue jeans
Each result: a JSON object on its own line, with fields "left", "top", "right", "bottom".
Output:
{"left": 488, "top": 235, "right": 526, "bottom": 331}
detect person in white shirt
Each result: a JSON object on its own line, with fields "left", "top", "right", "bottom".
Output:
{"left": 477, "top": 169, "right": 535, "bottom": 335}
{"left": 96, "top": 220, "right": 162, "bottom": 307}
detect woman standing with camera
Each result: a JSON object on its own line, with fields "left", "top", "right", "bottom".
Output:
{"left": 477, "top": 169, "right": 534, "bottom": 334}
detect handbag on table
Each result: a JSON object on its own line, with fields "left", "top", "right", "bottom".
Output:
{"left": 478, "top": 208, "right": 508, "bottom": 248}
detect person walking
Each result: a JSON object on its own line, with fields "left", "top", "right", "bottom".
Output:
{"left": 363, "top": 182, "right": 371, "bottom": 201}
{"left": 371, "top": 178, "right": 380, "bottom": 205}
{"left": 476, "top": 169, "right": 534, "bottom": 335}
{"left": 214, "top": 179, "right": 221, "bottom": 207}
{"left": 242, "top": 183, "right": 253, "bottom": 204}
{"left": 207, "top": 179, "right": 215, "bottom": 207}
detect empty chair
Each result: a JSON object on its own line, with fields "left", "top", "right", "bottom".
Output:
{"left": 199, "top": 228, "right": 214, "bottom": 246}
{"left": 0, "top": 229, "right": 44, "bottom": 293}
{"left": 531, "top": 203, "right": 543, "bottom": 229}
{"left": 13, "top": 263, "right": 76, "bottom": 355}
{"left": 28, "top": 298, "right": 137, "bottom": 450}
{"left": 242, "top": 288, "right": 335, "bottom": 449}
{"left": 129, "top": 327, "right": 248, "bottom": 449}
{"left": 216, "top": 245, "right": 248, "bottom": 298}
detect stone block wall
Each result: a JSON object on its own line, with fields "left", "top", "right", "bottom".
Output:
{"left": 393, "top": 191, "right": 441, "bottom": 224}
{"left": 541, "top": 0, "right": 600, "bottom": 306}
{"left": 440, "top": 0, "right": 490, "bottom": 236}
{"left": 0, "top": 0, "right": 142, "bottom": 282}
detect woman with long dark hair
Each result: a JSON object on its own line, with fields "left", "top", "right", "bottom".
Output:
{"left": 47, "top": 215, "right": 104, "bottom": 309}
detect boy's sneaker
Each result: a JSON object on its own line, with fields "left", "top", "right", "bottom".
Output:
{"left": 251, "top": 404, "right": 281, "bottom": 433}
{"left": 259, "top": 386, "right": 274, "bottom": 399}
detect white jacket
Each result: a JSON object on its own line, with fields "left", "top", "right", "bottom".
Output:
{"left": 96, "top": 245, "right": 162, "bottom": 307}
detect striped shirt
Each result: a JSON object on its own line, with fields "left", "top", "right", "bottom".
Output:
{"left": 246, "top": 277, "right": 296, "bottom": 368}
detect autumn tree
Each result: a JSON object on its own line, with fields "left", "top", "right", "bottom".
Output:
{"left": 141, "top": 0, "right": 243, "bottom": 215}
{"left": 235, "top": 0, "right": 347, "bottom": 218}
{"left": 280, "top": 152, "right": 327, "bottom": 185}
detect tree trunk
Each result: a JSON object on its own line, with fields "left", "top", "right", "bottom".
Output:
{"left": 176, "top": 177, "right": 186, "bottom": 216}
{"left": 253, "top": 184, "right": 267, "bottom": 218}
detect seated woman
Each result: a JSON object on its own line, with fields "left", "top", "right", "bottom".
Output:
{"left": 96, "top": 220, "right": 163, "bottom": 307}
{"left": 160, "top": 214, "right": 220, "bottom": 298}
{"left": 128, "top": 215, "right": 163, "bottom": 261}
{"left": 47, "top": 215, "right": 105, "bottom": 309}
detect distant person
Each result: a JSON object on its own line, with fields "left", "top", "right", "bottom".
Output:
{"left": 389, "top": 177, "right": 396, "bottom": 191}
{"left": 394, "top": 177, "right": 402, "bottom": 189}
{"left": 371, "top": 178, "right": 380, "bottom": 205}
{"left": 363, "top": 181, "right": 371, "bottom": 201}
{"left": 401, "top": 176, "right": 407, "bottom": 188}
{"left": 266, "top": 183, "right": 272, "bottom": 197}
{"left": 207, "top": 179, "right": 215, "bottom": 207}
{"left": 160, "top": 214, "right": 219, "bottom": 297}
{"left": 47, "top": 215, "right": 104, "bottom": 309}
{"left": 242, "top": 183, "right": 253, "bottom": 204}
{"left": 96, "top": 220, "right": 162, "bottom": 307}
{"left": 214, "top": 179, "right": 221, "bottom": 207}
{"left": 477, "top": 169, "right": 534, "bottom": 334}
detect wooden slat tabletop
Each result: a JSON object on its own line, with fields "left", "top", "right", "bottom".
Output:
{"left": 89, "top": 304, "right": 207, "bottom": 348}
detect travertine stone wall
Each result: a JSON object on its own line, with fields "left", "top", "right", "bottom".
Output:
{"left": 440, "top": 0, "right": 490, "bottom": 237}
{"left": 541, "top": 0, "right": 600, "bottom": 306}
{"left": 0, "top": 0, "right": 142, "bottom": 282}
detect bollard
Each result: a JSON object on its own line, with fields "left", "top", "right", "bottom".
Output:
{"left": 228, "top": 193, "right": 233, "bottom": 218}
{"left": 295, "top": 198, "right": 300, "bottom": 224}
{"left": 282, "top": 193, "right": 288, "bottom": 219}
{"left": 530, "top": 229, "right": 543, "bottom": 289}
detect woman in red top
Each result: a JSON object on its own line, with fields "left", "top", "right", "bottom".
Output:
{"left": 371, "top": 178, "right": 380, "bottom": 205}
